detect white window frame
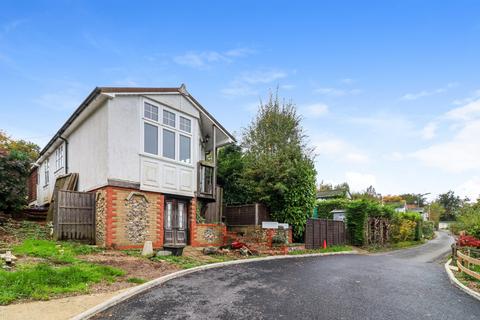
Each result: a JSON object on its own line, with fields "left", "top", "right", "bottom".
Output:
{"left": 141, "top": 99, "right": 193, "bottom": 165}
{"left": 55, "top": 145, "right": 64, "bottom": 171}
{"left": 44, "top": 160, "right": 49, "bottom": 187}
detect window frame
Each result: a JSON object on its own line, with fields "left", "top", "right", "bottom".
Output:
{"left": 141, "top": 99, "right": 194, "bottom": 166}
{"left": 55, "top": 145, "right": 64, "bottom": 172}
{"left": 44, "top": 160, "right": 49, "bottom": 187}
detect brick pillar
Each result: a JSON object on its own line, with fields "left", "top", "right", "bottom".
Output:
{"left": 105, "top": 187, "right": 118, "bottom": 248}
{"left": 189, "top": 198, "right": 197, "bottom": 246}
{"left": 155, "top": 194, "right": 164, "bottom": 248}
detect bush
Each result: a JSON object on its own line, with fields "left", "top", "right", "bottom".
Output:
{"left": 345, "top": 200, "right": 394, "bottom": 246}
{"left": 316, "top": 199, "right": 349, "bottom": 219}
{"left": 422, "top": 221, "right": 435, "bottom": 239}
{"left": 452, "top": 205, "right": 480, "bottom": 238}
{"left": 390, "top": 212, "right": 422, "bottom": 242}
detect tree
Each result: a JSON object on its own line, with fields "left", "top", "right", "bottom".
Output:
{"left": 352, "top": 185, "right": 381, "bottom": 202}
{"left": 217, "top": 143, "right": 251, "bottom": 204}
{"left": 437, "top": 191, "right": 464, "bottom": 221}
{"left": 0, "top": 130, "right": 40, "bottom": 214}
{"left": 242, "top": 93, "right": 317, "bottom": 239}
{"left": 427, "top": 201, "right": 444, "bottom": 229}
{"left": 400, "top": 193, "right": 427, "bottom": 207}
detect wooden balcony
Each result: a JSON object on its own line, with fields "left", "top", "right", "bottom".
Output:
{"left": 197, "top": 161, "right": 216, "bottom": 200}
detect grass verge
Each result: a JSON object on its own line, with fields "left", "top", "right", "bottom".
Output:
{"left": 365, "top": 240, "right": 425, "bottom": 253}
{"left": 288, "top": 245, "right": 352, "bottom": 255}
{"left": 1, "top": 239, "right": 123, "bottom": 305}
{"left": 151, "top": 254, "right": 236, "bottom": 269}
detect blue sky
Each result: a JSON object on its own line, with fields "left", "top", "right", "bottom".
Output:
{"left": 1, "top": 1, "right": 480, "bottom": 200}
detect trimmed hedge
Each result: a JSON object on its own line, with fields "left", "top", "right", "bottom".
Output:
{"left": 316, "top": 199, "right": 350, "bottom": 219}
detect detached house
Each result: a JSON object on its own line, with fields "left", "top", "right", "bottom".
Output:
{"left": 29, "top": 85, "right": 234, "bottom": 249}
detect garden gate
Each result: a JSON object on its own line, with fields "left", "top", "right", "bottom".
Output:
{"left": 305, "top": 218, "right": 346, "bottom": 249}
{"left": 53, "top": 190, "right": 96, "bottom": 243}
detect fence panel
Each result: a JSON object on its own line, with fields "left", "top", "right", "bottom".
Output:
{"left": 224, "top": 203, "right": 269, "bottom": 226}
{"left": 305, "top": 218, "right": 346, "bottom": 249}
{"left": 54, "top": 190, "right": 95, "bottom": 243}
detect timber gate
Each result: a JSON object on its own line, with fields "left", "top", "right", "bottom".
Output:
{"left": 54, "top": 190, "right": 96, "bottom": 243}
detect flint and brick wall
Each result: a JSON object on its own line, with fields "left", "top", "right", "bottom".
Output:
{"left": 194, "top": 224, "right": 227, "bottom": 246}
{"left": 96, "top": 186, "right": 164, "bottom": 250}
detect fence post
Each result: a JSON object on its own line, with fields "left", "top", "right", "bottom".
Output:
{"left": 451, "top": 243, "right": 457, "bottom": 265}
{"left": 255, "top": 203, "right": 259, "bottom": 226}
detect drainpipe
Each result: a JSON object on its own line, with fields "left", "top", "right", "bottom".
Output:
{"left": 59, "top": 136, "right": 68, "bottom": 174}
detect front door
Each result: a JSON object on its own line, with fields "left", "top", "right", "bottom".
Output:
{"left": 164, "top": 199, "right": 188, "bottom": 247}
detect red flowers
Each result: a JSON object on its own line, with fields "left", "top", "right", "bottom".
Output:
{"left": 458, "top": 235, "right": 480, "bottom": 248}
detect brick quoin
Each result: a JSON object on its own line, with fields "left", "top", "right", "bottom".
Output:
{"left": 189, "top": 198, "right": 198, "bottom": 246}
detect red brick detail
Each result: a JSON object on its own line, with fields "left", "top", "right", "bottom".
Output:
{"left": 155, "top": 194, "right": 164, "bottom": 248}
{"left": 105, "top": 187, "right": 114, "bottom": 247}
{"left": 189, "top": 198, "right": 198, "bottom": 246}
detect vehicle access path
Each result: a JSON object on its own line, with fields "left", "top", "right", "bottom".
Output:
{"left": 94, "top": 232, "right": 480, "bottom": 320}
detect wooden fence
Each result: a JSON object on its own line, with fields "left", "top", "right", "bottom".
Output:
{"left": 224, "top": 203, "right": 269, "bottom": 226}
{"left": 305, "top": 218, "right": 346, "bottom": 249}
{"left": 54, "top": 190, "right": 96, "bottom": 243}
{"left": 453, "top": 245, "right": 480, "bottom": 281}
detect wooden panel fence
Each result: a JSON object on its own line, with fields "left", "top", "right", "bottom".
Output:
{"left": 305, "top": 218, "right": 346, "bottom": 249}
{"left": 54, "top": 190, "right": 96, "bottom": 243}
{"left": 455, "top": 246, "right": 480, "bottom": 281}
{"left": 224, "top": 203, "right": 269, "bottom": 226}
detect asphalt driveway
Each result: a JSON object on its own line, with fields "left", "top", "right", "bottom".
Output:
{"left": 94, "top": 232, "right": 480, "bottom": 320}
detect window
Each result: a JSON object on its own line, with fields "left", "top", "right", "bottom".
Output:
{"left": 163, "top": 110, "right": 175, "bottom": 127}
{"left": 144, "top": 123, "right": 158, "bottom": 155}
{"left": 55, "top": 145, "right": 64, "bottom": 170}
{"left": 179, "top": 116, "right": 191, "bottom": 133}
{"left": 165, "top": 202, "right": 172, "bottom": 229}
{"left": 178, "top": 202, "right": 185, "bottom": 228}
{"left": 144, "top": 102, "right": 158, "bottom": 121}
{"left": 179, "top": 135, "right": 191, "bottom": 163}
{"left": 162, "top": 129, "right": 175, "bottom": 159}
{"left": 44, "top": 160, "right": 49, "bottom": 186}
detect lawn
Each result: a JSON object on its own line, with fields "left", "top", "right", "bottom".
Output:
{"left": 288, "top": 245, "right": 352, "bottom": 255}
{"left": 365, "top": 240, "right": 425, "bottom": 253}
{"left": 0, "top": 239, "right": 124, "bottom": 305}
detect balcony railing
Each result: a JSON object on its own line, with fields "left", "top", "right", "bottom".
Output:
{"left": 198, "top": 161, "right": 215, "bottom": 199}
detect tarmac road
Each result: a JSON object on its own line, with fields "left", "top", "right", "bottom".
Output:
{"left": 94, "top": 232, "right": 480, "bottom": 320}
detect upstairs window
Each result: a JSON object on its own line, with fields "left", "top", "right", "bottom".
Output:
{"left": 144, "top": 103, "right": 158, "bottom": 121}
{"left": 163, "top": 110, "right": 176, "bottom": 127}
{"left": 179, "top": 116, "right": 191, "bottom": 133}
{"left": 179, "top": 135, "right": 191, "bottom": 163}
{"left": 144, "top": 123, "right": 158, "bottom": 155}
{"left": 162, "top": 129, "right": 176, "bottom": 159}
{"left": 55, "top": 145, "right": 64, "bottom": 170}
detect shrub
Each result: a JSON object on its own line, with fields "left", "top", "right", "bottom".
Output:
{"left": 422, "top": 221, "right": 435, "bottom": 239}
{"left": 316, "top": 199, "right": 349, "bottom": 219}
{"left": 452, "top": 205, "right": 480, "bottom": 238}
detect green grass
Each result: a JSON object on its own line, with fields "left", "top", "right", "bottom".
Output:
{"left": 13, "top": 239, "right": 102, "bottom": 263}
{"left": 151, "top": 254, "right": 235, "bottom": 269}
{"left": 126, "top": 277, "right": 147, "bottom": 284}
{"left": 288, "top": 245, "right": 352, "bottom": 255}
{"left": 365, "top": 240, "right": 425, "bottom": 252}
{"left": 0, "top": 262, "right": 124, "bottom": 305}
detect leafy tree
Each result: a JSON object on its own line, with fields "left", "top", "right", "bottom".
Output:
{"left": 0, "top": 130, "right": 39, "bottom": 214}
{"left": 352, "top": 185, "right": 381, "bottom": 202}
{"left": 242, "top": 93, "right": 316, "bottom": 239}
{"left": 437, "top": 190, "right": 464, "bottom": 221}
{"left": 427, "top": 201, "right": 444, "bottom": 229}
{"left": 217, "top": 144, "right": 251, "bottom": 204}
{"left": 318, "top": 181, "right": 350, "bottom": 192}
{"left": 399, "top": 193, "right": 427, "bottom": 206}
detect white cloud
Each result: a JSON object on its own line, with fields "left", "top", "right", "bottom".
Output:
{"left": 445, "top": 99, "right": 480, "bottom": 121}
{"left": 314, "top": 87, "right": 362, "bottom": 97}
{"left": 173, "top": 47, "right": 254, "bottom": 69}
{"left": 312, "top": 135, "right": 369, "bottom": 164}
{"left": 383, "top": 151, "right": 405, "bottom": 161}
{"left": 412, "top": 119, "right": 480, "bottom": 173}
{"left": 221, "top": 69, "right": 287, "bottom": 97}
{"left": 304, "top": 103, "right": 329, "bottom": 117}
{"left": 456, "top": 177, "right": 480, "bottom": 201}
{"left": 401, "top": 82, "right": 458, "bottom": 101}
{"left": 340, "top": 78, "right": 355, "bottom": 85}
{"left": 345, "top": 171, "right": 377, "bottom": 192}
{"left": 452, "top": 89, "right": 480, "bottom": 106}
{"left": 421, "top": 122, "right": 437, "bottom": 140}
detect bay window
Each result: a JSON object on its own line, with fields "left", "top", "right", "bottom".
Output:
{"left": 143, "top": 101, "right": 192, "bottom": 164}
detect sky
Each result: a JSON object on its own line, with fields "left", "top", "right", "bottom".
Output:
{"left": 1, "top": 1, "right": 480, "bottom": 201}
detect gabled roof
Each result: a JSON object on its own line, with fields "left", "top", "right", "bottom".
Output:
{"left": 39, "top": 85, "right": 235, "bottom": 158}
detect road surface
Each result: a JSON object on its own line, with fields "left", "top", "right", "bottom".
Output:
{"left": 94, "top": 232, "right": 480, "bottom": 319}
